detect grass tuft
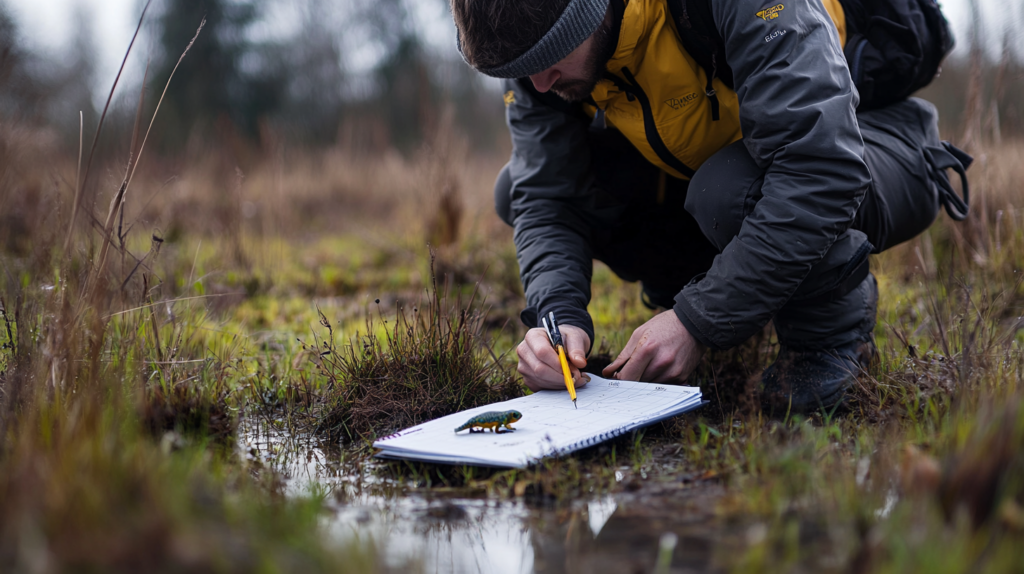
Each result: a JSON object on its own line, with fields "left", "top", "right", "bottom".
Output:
{"left": 303, "top": 257, "right": 521, "bottom": 443}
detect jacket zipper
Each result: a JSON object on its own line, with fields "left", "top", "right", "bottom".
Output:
{"left": 605, "top": 67, "right": 697, "bottom": 179}
{"left": 706, "top": 54, "right": 720, "bottom": 121}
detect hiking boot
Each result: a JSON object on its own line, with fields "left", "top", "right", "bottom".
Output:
{"left": 761, "top": 339, "right": 876, "bottom": 415}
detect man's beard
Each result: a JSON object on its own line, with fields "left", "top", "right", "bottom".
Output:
{"left": 551, "top": 16, "right": 617, "bottom": 102}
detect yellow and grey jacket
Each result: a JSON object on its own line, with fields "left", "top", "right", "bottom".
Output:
{"left": 503, "top": 0, "right": 872, "bottom": 350}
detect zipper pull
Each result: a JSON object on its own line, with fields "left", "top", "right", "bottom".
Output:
{"left": 706, "top": 54, "right": 720, "bottom": 121}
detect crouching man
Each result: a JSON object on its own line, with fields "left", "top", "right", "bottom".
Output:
{"left": 450, "top": 0, "right": 970, "bottom": 412}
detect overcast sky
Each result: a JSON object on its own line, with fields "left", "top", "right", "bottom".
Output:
{"left": 4, "top": 0, "right": 1020, "bottom": 107}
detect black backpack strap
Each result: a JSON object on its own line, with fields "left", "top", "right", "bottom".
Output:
{"left": 666, "top": 0, "right": 733, "bottom": 120}
{"left": 924, "top": 141, "right": 972, "bottom": 221}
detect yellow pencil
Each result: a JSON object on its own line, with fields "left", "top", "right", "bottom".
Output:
{"left": 543, "top": 312, "right": 578, "bottom": 408}
{"left": 556, "top": 344, "right": 577, "bottom": 406}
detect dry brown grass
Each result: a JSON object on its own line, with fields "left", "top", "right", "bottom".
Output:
{"left": 121, "top": 121, "right": 509, "bottom": 246}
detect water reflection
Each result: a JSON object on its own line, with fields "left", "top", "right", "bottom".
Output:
{"left": 241, "top": 419, "right": 733, "bottom": 574}
{"left": 527, "top": 486, "right": 728, "bottom": 574}
{"left": 331, "top": 498, "right": 534, "bottom": 573}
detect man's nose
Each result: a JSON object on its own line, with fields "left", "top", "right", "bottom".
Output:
{"left": 529, "top": 68, "right": 561, "bottom": 93}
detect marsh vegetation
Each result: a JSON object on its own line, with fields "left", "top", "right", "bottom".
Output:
{"left": 4, "top": 108, "right": 1024, "bottom": 569}
{"left": 2, "top": 1, "right": 1024, "bottom": 571}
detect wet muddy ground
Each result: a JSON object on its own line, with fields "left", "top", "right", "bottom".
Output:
{"left": 242, "top": 420, "right": 749, "bottom": 574}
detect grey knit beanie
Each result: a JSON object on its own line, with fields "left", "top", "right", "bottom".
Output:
{"left": 456, "top": 0, "right": 612, "bottom": 78}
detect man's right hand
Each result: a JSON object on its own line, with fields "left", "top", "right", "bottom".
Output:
{"left": 516, "top": 325, "right": 591, "bottom": 392}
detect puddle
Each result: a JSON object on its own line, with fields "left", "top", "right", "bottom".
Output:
{"left": 241, "top": 418, "right": 742, "bottom": 573}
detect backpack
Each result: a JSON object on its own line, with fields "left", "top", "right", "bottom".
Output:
{"left": 666, "top": 0, "right": 956, "bottom": 111}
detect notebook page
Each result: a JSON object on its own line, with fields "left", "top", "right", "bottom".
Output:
{"left": 373, "top": 375, "right": 701, "bottom": 467}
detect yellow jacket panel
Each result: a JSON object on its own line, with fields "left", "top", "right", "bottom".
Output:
{"left": 585, "top": 0, "right": 846, "bottom": 180}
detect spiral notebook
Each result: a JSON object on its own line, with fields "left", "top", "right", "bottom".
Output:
{"left": 373, "top": 375, "right": 703, "bottom": 468}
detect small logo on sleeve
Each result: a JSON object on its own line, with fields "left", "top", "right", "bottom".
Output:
{"left": 756, "top": 3, "right": 785, "bottom": 20}
{"left": 503, "top": 91, "right": 517, "bottom": 107}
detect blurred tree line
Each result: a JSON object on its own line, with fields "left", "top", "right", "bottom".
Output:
{"left": 0, "top": 2, "right": 97, "bottom": 138}
{"left": 1, "top": 0, "right": 1023, "bottom": 155}
{"left": 0, "top": 0, "right": 505, "bottom": 156}
{"left": 147, "top": 0, "right": 503, "bottom": 155}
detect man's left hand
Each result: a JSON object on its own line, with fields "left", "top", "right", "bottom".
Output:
{"left": 602, "top": 310, "right": 706, "bottom": 382}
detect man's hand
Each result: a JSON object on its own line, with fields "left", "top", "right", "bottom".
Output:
{"left": 602, "top": 310, "right": 706, "bottom": 382}
{"left": 517, "top": 325, "right": 591, "bottom": 392}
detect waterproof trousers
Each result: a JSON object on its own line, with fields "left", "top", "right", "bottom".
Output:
{"left": 496, "top": 98, "right": 969, "bottom": 351}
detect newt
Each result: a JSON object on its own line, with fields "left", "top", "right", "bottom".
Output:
{"left": 454, "top": 410, "right": 522, "bottom": 434}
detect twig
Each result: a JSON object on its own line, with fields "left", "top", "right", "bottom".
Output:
{"left": 149, "top": 300, "right": 164, "bottom": 364}
{"left": 63, "top": 0, "right": 153, "bottom": 255}
{"left": 96, "top": 18, "right": 203, "bottom": 289}
{"left": 104, "top": 293, "right": 245, "bottom": 319}
{"left": 125, "top": 17, "right": 207, "bottom": 192}
{"left": 96, "top": 58, "right": 150, "bottom": 278}
{"left": 75, "top": 110, "right": 83, "bottom": 204}
{"left": 120, "top": 233, "right": 164, "bottom": 292}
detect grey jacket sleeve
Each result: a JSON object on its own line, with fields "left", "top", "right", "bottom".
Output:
{"left": 503, "top": 79, "right": 598, "bottom": 345}
{"left": 674, "top": 0, "right": 872, "bottom": 350}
